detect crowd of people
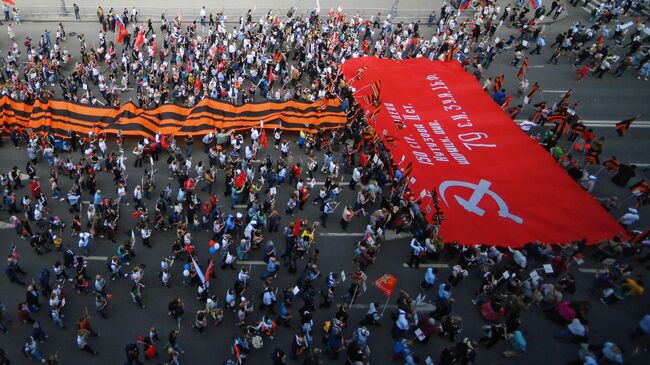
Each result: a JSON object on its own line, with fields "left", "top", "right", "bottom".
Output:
{"left": 0, "top": 1, "right": 648, "bottom": 365}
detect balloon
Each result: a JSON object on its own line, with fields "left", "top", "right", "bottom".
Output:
{"left": 183, "top": 264, "right": 190, "bottom": 270}
{"left": 209, "top": 247, "right": 217, "bottom": 254}
{"left": 107, "top": 294, "right": 113, "bottom": 299}
{"left": 183, "top": 270, "right": 190, "bottom": 277}
{"left": 573, "top": 143, "right": 582, "bottom": 150}
{"left": 583, "top": 144, "right": 591, "bottom": 151}
{"left": 209, "top": 240, "right": 215, "bottom": 247}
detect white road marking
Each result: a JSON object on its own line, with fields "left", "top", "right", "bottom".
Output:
{"left": 84, "top": 256, "right": 109, "bottom": 261}
{"left": 515, "top": 119, "right": 650, "bottom": 128}
{"left": 318, "top": 231, "right": 410, "bottom": 240}
{"left": 319, "top": 232, "right": 365, "bottom": 237}
{"left": 238, "top": 260, "right": 267, "bottom": 265}
{"left": 402, "top": 263, "right": 450, "bottom": 268}
{"left": 530, "top": 65, "right": 545, "bottom": 68}
{"left": 631, "top": 163, "right": 650, "bottom": 167}
{"left": 350, "top": 303, "right": 436, "bottom": 312}
{"left": 543, "top": 90, "right": 569, "bottom": 93}
{"left": 578, "top": 268, "right": 602, "bottom": 273}
{"left": 314, "top": 181, "right": 349, "bottom": 185}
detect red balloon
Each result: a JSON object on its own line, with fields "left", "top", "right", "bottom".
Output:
{"left": 209, "top": 240, "right": 215, "bottom": 247}
{"left": 583, "top": 144, "right": 591, "bottom": 151}
{"left": 573, "top": 143, "right": 582, "bottom": 150}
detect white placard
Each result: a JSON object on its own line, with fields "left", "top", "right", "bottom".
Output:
{"left": 415, "top": 328, "right": 426, "bottom": 341}
{"left": 530, "top": 271, "right": 541, "bottom": 282}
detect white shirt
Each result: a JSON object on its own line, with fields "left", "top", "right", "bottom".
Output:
{"left": 568, "top": 318, "right": 586, "bottom": 336}
{"left": 619, "top": 212, "right": 640, "bottom": 226}
{"left": 78, "top": 232, "right": 91, "bottom": 248}
{"left": 395, "top": 310, "right": 409, "bottom": 330}
{"left": 509, "top": 248, "right": 527, "bottom": 268}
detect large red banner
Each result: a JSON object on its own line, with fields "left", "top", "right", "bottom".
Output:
{"left": 342, "top": 58, "right": 622, "bottom": 247}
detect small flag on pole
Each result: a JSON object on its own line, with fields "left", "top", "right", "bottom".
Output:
{"left": 615, "top": 115, "right": 640, "bottom": 137}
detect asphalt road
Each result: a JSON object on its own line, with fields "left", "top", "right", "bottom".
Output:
{"left": 0, "top": 3, "right": 649, "bottom": 365}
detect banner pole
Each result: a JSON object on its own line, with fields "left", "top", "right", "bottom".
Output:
{"left": 352, "top": 84, "right": 372, "bottom": 95}
{"left": 617, "top": 193, "right": 638, "bottom": 209}
{"left": 593, "top": 165, "right": 606, "bottom": 177}
{"left": 379, "top": 293, "right": 392, "bottom": 318}
{"left": 349, "top": 283, "right": 360, "bottom": 306}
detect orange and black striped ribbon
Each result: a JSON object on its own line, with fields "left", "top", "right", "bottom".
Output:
{"left": 585, "top": 151, "right": 600, "bottom": 165}
{"left": 517, "top": 68, "right": 525, "bottom": 80}
{"left": 527, "top": 82, "right": 540, "bottom": 100}
{"left": 603, "top": 157, "right": 619, "bottom": 172}
{"left": 492, "top": 75, "right": 504, "bottom": 93}
{"left": 559, "top": 89, "right": 573, "bottom": 105}
{"left": 370, "top": 80, "right": 382, "bottom": 99}
{"left": 0, "top": 96, "right": 347, "bottom": 137}
{"left": 615, "top": 117, "right": 635, "bottom": 137}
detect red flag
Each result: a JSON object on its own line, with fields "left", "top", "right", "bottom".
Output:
{"left": 117, "top": 26, "right": 129, "bottom": 44}
{"left": 134, "top": 30, "right": 145, "bottom": 49}
{"left": 340, "top": 57, "right": 624, "bottom": 247}
{"left": 374, "top": 274, "right": 398, "bottom": 297}
{"left": 292, "top": 218, "right": 301, "bottom": 237}
{"left": 234, "top": 170, "right": 246, "bottom": 188}
{"left": 267, "top": 67, "right": 274, "bottom": 85}
{"left": 152, "top": 39, "right": 157, "bottom": 56}
{"left": 204, "top": 258, "right": 215, "bottom": 286}
{"left": 185, "top": 243, "right": 193, "bottom": 255}
{"left": 260, "top": 128, "right": 268, "bottom": 148}
{"left": 115, "top": 16, "right": 129, "bottom": 43}
{"left": 2, "top": 0, "right": 16, "bottom": 6}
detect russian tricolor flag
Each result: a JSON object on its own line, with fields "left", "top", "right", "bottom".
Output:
{"left": 115, "top": 15, "right": 129, "bottom": 43}
{"left": 459, "top": 0, "right": 471, "bottom": 10}
{"left": 529, "top": 0, "right": 543, "bottom": 9}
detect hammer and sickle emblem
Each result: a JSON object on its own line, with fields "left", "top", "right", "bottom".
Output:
{"left": 439, "top": 179, "right": 523, "bottom": 224}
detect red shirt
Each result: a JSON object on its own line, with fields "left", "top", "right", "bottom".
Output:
{"left": 184, "top": 178, "right": 195, "bottom": 191}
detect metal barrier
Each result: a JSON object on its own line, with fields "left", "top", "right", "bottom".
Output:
{"left": 16, "top": 5, "right": 440, "bottom": 23}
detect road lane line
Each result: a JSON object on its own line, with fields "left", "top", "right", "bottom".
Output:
{"left": 84, "top": 256, "right": 109, "bottom": 261}
{"left": 319, "top": 232, "right": 365, "bottom": 237}
{"left": 351, "top": 303, "right": 436, "bottom": 312}
{"left": 238, "top": 260, "right": 267, "bottom": 265}
{"left": 515, "top": 119, "right": 650, "bottom": 128}
{"left": 402, "top": 263, "right": 450, "bottom": 268}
